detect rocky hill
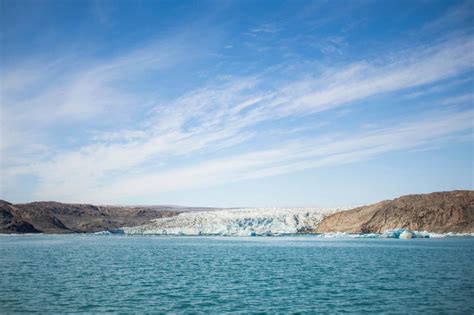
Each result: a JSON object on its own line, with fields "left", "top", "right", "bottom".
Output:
{"left": 315, "top": 190, "right": 474, "bottom": 234}
{"left": 0, "top": 200, "right": 187, "bottom": 233}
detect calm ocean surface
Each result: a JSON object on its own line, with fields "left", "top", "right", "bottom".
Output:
{"left": 1, "top": 235, "right": 473, "bottom": 314}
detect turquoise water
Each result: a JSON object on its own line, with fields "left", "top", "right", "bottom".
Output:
{"left": 1, "top": 235, "right": 473, "bottom": 314}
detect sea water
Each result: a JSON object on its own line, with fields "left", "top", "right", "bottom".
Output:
{"left": 1, "top": 235, "right": 473, "bottom": 314}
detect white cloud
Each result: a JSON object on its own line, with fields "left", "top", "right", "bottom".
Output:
{"left": 36, "top": 111, "right": 474, "bottom": 203}
{"left": 1, "top": 33, "right": 473, "bottom": 203}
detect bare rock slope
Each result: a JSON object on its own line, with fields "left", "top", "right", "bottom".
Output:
{"left": 0, "top": 200, "right": 182, "bottom": 234}
{"left": 316, "top": 190, "right": 474, "bottom": 234}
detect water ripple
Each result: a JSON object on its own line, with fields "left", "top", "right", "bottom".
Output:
{"left": 0, "top": 235, "right": 473, "bottom": 314}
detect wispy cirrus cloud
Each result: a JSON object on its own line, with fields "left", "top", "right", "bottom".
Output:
{"left": 2, "top": 29, "right": 473, "bottom": 203}
{"left": 3, "top": 36, "right": 196, "bottom": 123}
{"left": 29, "top": 108, "right": 473, "bottom": 203}
{"left": 0, "top": 30, "right": 216, "bottom": 170}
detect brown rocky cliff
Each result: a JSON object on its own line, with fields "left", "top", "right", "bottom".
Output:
{"left": 316, "top": 190, "right": 474, "bottom": 234}
{"left": 0, "top": 200, "right": 181, "bottom": 234}
{"left": 0, "top": 201, "right": 41, "bottom": 233}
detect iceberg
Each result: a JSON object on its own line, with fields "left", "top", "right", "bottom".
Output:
{"left": 399, "top": 230, "right": 413, "bottom": 239}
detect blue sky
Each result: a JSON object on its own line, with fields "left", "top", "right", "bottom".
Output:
{"left": 1, "top": 0, "right": 473, "bottom": 207}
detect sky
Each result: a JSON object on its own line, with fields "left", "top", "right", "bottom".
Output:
{"left": 0, "top": 0, "right": 473, "bottom": 207}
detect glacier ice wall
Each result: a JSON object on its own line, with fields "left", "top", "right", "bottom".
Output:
{"left": 121, "top": 207, "right": 341, "bottom": 236}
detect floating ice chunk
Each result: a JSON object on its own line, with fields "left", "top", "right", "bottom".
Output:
{"left": 399, "top": 230, "right": 413, "bottom": 239}
{"left": 382, "top": 228, "right": 418, "bottom": 238}
{"left": 313, "top": 230, "right": 473, "bottom": 239}
{"left": 382, "top": 229, "right": 404, "bottom": 238}
{"left": 93, "top": 231, "right": 112, "bottom": 235}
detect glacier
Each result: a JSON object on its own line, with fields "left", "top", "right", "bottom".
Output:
{"left": 119, "top": 207, "right": 341, "bottom": 236}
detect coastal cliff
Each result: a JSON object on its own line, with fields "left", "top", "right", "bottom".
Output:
{"left": 315, "top": 190, "right": 474, "bottom": 234}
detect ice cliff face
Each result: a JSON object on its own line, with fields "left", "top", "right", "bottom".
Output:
{"left": 121, "top": 207, "right": 340, "bottom": 236}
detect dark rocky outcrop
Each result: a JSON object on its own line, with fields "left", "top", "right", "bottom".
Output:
{"left": 0, "top": 201, "right": 41, "bottom": 233}
{"left": 316, "top": 190, "right": 474, "bottom": 234}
